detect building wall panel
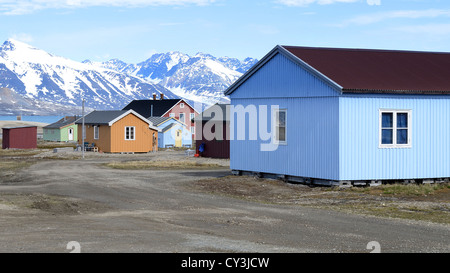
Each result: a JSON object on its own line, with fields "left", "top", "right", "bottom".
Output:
{"left": 110, "top": 113, "right": 157, "bottom": 153}
{"left": 196, "top": 121, "right": 230, "bottom": 158}
{"left": 60, "top": 124, "right": 78, "bottom": 142}
{"left": 78, "top": 124, "right": 111, "bottom": 152}
{"left": 339, "top": 95, "right": 450, "bottom": 181}
{"left": 231, "top": 53, "right": 340, "bottom": 99}
{"left": 2, "top": 127, "right": 37, "bottom": 149}
{"left": 230, "top": 97, "right": 340, "bottom": 180}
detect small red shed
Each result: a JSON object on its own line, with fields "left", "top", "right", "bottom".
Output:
{"left": 194, "top": 104, "right": 230, "bottom": 159}
{"left": 2, "top": 126, "right": 37, "bottom": 149}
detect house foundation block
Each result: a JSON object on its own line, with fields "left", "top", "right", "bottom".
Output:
{"left": 370, "top": 180, "right": 382, "bottom": 187}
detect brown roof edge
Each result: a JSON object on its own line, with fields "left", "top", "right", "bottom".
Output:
{"left": 282, "top": 45, "right": 450, "bottom": 55}
{"left": 342, "top": 89, "right": 450, "bottom": 95}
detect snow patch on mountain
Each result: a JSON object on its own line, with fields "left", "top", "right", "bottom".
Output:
{"left": 0, "top": 39, "right": 178, "bottom": 112}
{"left": 0, "top": 38, "right": 257, "bottom": 115}
{"left": 94, "top": 51, "right": 258, "bottom": 105}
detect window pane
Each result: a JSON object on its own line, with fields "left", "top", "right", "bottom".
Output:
{"left": 397, "top": 113, "right": 408, "bottom": 128}
{"left": 278, "top": 111, "right": 286, "bottom": 127}
{"left": 382, "top": 129, "right": 393, "bottom": 144}
{"left": 278, "top": 127, "right": 286, "bottom": 142}
{"left": 397, "top": 129, "right": 408, "bottom": 144}
{"left": 382, "top": 113, "right": 393, "bottom": 128}
{"left": 130, "top": 127, "right": 134, "bottom": 139}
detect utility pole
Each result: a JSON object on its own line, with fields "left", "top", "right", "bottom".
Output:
{"left": 82, "top": 99, "right": 85, "bottom": 160}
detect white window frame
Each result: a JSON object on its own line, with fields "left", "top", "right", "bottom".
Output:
{"left": 379, "top": 109, "right": 412, "bottom": 149}
{"left": 190, "top": 113, "right": 195, "bottom": 121}
{"left": 273, "top": 109, "right": 287, "bottom": 145}
{"left": 125, "top": 126, "right": 135, "bottom": 141}
{"left": 169, "top": 113, "right": 175, "bottom": 118}
{"left": 191, "top": 127, "right": 195, "bottom": 135}
{"left": 93, "top": 126, "right": 99, "bottom": 140}
{"left": 180, "top": 103, "right": 185, "bottom": 108}
{"left": 179, "top": 113, "right": 185, "bottom": 124}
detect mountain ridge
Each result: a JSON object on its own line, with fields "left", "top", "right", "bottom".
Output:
{"left": 0, "top": 39, "right": 257, "bottom": 115}
{"left": 85, "top": 51, "right": 258, "bottom": 105}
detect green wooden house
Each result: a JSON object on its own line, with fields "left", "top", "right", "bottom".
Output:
{"left": 43, "top": 116, "right": 80, "bottom": 142}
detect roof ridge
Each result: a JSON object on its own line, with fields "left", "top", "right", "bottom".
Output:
{"left": 281, "top": 45, "right": 450, "bottom": 55}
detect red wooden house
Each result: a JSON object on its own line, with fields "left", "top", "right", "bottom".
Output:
{"left": 2, "top": 126, "right": 37, "bottom": 149}
{"left": 194, "top": 103, "right": 230, "bottom": 159}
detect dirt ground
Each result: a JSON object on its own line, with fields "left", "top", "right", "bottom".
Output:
{"left": 0, "top": 148, "right": 449, "bottom": 253}
{"left": 192, "top": 176, "right": 450, "bottom": 225}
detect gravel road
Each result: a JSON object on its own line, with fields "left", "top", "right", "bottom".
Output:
{"left": 0, "top": 152, "right": 448, "bottom": 253}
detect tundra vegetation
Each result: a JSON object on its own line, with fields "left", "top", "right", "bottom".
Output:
{"left": 192, "top": 176, "right": 450, "bottom": 224}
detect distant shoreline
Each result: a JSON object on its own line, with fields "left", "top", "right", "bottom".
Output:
{"left": 0, "top": 120, "right": 49, "bottom": 137}
{"left": 0, "top": 115, "right": 63, "bottom": 124}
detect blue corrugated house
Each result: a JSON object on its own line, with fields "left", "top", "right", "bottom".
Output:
{"left": 224, "top": 45, "right": 450, "bottom": 186}
{"left": 148, "top": 117, "right": 192, "bottom": 148}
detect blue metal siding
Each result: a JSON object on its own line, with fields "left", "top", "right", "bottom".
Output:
{"left": 229, "top": 51, "right": 341, "bottom": 180}
{"left": 231, "top": 53, "right": 340, "bottom": 99}
{"left": 339, "top": 95, "right": 450, "bottom": 181}
{"left": 230, "top": 97, "right": 340, "bottom": 180}
{"left": 230, "top": 48, "right": 450, "bottom": 182}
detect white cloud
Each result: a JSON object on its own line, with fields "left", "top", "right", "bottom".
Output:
{"left": 277, "top": 0, "right": 358, "bottom": 6}
{"left": 366, "top": 0, "right": 380, "bottom": 5}
{"left": 0, "top": 0, "right": 217, "bottom": 15}
{"left": 341, "top": 9, "right": 450, "bottom": 26}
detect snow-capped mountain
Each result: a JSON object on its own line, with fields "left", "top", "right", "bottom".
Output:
{"left": 0, "top": 39, "right": 178, "bottom": 112}
{"left": 0, "top": 39, "right": 258, "bottom": 115}
{"left": 92, "top": 51, "right": 258, "bottom": 105}
{"left": 0, "top": 87, "right": 91, "bottom": 115}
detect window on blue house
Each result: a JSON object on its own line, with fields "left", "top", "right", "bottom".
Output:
{"left": 274, "top": 109, "right": 287, "bottom": 145}
{"left": 380, "top": 110, "right": 411, "bottom": 148}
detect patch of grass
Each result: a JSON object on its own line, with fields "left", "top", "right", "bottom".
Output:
{"left": 190, "top": 176, "right": 450, "bottom": 224}
{"left": 41, "top": 155, "right": 82, "bottom": 160}
{"left": 349, "top": 183, "right": 450, "bottom": 199}
{"left": 333, "top": 202, "right": 450, "bottom": 225}
{"left": 0, "top": 149, "right": 43, "bottom": 157}
{"left": 37, "top": 141, "right": 77, "bottom": 150}
{"left": 104, "top": 160, "right": 222, "bottom": 170}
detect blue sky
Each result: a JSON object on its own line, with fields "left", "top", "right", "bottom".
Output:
{"left": 1, "top": 0, "right": 450, "bottom": 63}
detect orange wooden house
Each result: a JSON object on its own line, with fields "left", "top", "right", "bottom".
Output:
{"left": 76, "top": 110, "right": 159, "bottom": 153}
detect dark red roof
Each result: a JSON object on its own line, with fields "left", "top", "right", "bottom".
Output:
{"left": 283, "top": 46, "right": 450, "bottom": 94}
